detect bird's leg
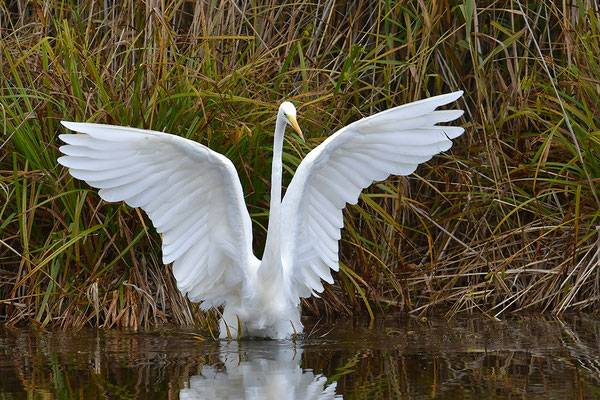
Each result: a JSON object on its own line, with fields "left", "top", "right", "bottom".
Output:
{"left": 236, "top": 315, "right": 243, "bottom": 340}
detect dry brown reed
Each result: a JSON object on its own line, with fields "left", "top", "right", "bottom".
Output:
{"left": 1, "top": 0, "right": 599, "bottom": 329}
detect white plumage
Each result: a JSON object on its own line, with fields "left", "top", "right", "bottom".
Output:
{"left": 58, "top": 91, "right": 464, "bottom": 339}
{"left": 180, "top": 341, "right": 341, "bottom": 399}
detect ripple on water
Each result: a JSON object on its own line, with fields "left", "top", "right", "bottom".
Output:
{"left": 1, "top": 314, "right": 599, "bottom": 399}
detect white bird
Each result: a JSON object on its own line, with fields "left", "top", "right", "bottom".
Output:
{"left": 180, "top": 341, "right": 340, "bottom": 399}
{"left": 58, "top": 91, "right": 464, "bottom": 339}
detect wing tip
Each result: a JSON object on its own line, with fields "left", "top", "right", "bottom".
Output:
{"left": 61, "top": 121, "right": 105, "bottom": 134}
{"left": 437, "top": 90, "right": 463, "bottom": 105}
{"left": 445, "top": 126, "right": 465, "bottom": 139}
{"left": 450, "top": 108, "right": 465, "bottom": 120}
{"left": 58, "top": 133, "right": 72, "bottom": 142}
{"left": 57, "top": 155, "right": 68, "bottom": 167}
{"left": 61, "top": 121, "right": 79, "bottom": 131}
{"left": 163, "top": 254, "right": 174, "bottom": 264}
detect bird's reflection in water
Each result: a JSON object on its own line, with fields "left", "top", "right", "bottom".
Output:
{"left": 180, "top": 340, "right": 341, "bottom": 400}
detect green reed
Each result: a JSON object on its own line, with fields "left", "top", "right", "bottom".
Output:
{"left": 0, "top": 1, "right": 599, "bottom": 329}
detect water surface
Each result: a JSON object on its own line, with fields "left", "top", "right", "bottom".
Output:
{"left": 1, "top": 314, "right": 599, "bottom": 399}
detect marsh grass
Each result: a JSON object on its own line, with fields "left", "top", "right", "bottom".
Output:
{"left": 0, "top": 0, "right": 599, "bottom": 329}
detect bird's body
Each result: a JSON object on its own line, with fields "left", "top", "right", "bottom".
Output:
{"left": 58, "top": 92, "right": 465, "bottom": 339}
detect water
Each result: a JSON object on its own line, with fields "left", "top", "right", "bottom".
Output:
{"left": 1, "top": 314, "right": 599, "bottom": 399}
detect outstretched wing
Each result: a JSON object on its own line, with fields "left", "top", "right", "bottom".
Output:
{"left": 280, "top": 91, "right": 465, "bottom": 300}
{"left": 58, "top": 122, "right": 257, "bottom": 309}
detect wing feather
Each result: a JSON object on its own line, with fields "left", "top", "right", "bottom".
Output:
{"left": 281, "top": 91, "right": 465, "bottom": 299}
{"left": 59, "top": 144, "right": 137, "bottom": 159}
{"left": 58, "top": 122, "right": 258, "bottom": 307}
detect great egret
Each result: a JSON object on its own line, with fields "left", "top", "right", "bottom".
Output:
{"left": 180, "top": 341, "right": 340, "bottom": 399}
{"left": 58, "top": 91, "right": 464, "bottom": 339}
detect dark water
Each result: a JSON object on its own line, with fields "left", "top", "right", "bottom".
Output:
{"left": 1, "top": 314, "right": 600, "bottom": 399}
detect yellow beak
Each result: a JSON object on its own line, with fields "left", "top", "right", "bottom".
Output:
{"left": 287, "top": 115, "right": 304, "bottom": 142}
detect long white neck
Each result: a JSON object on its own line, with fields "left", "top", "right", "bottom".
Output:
{"left": 259, "top": 115, "right": 286, "bottom": 277}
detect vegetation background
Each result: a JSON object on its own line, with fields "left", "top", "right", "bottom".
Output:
{"left": 1, "top": 0, "right": 599, "bottom": 330}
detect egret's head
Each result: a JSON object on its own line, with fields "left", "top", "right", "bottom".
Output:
{"left": 279, "top": 101, "right": 304, "bottom": 141}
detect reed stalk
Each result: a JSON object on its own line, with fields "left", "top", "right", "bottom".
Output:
{"left": 1, "top": 0, "right": 599, "bottom": 329}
